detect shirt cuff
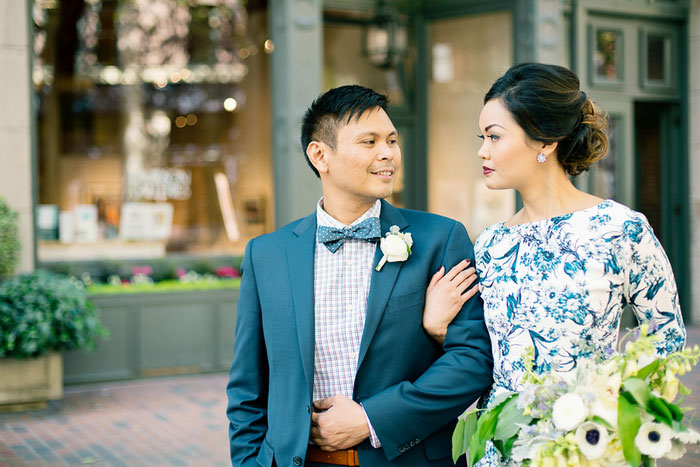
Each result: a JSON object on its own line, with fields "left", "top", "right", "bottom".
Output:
{"left": 361, "top": 403, "right": 382, "bottom": 448}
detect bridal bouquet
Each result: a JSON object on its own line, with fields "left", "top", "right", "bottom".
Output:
{"left": 452, "top": 324, "right": 700, "bottom": 466}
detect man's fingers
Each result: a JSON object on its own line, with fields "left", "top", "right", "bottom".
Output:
{"left": 443, "top": 259, "right": 470, "bottom": 281}
{"left": 313, "top": 397, "right": 333, "bottom": 410}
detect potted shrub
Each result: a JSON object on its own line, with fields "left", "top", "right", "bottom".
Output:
{"left": 0, "top": 270, "right": 107, "bottom": 407}
{"left": 0, "top": 196, "right": 19, "bottom": 278}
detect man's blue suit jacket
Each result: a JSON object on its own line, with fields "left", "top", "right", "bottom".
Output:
{"left": 226, "top": 200, "right": 493, "bottom": 466}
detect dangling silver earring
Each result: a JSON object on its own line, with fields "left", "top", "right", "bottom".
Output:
{"left": 536, "top": 153, "right": 546, "bottom": 163}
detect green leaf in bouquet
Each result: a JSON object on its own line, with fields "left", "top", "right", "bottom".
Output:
{"left": 490, "top": 391, "right": 516, "bottom": 409}
{"left": 468, "top": 405, "right": 504, "bottom": 467}
{"left": 492, "top": 436, "right": 517, "bottom": 460}
{"left": 494, "top": 395, "right": 533, "bottom": 441}
{"left": 590, "top": 415, "right": 614, "bottom": 430}
{"left": 453, "top": 410, "right": 478, "bottom": 464}
{"left": 647, "top": 396, "right": 674, "bottom": 425}
{"left": 618, "top": 394, "right": 642, "bottom": 466}
{"left": 656, "top": 397, "right": 683, "bottom": 422}
{"left": 623, "top": 378, "right": 652, "bottom": 408}
{"left": 636, "top": 359, "right": 661, "bottom": 380}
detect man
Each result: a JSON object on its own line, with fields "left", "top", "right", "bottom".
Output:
{"left": 226, "top": 85, "right": 493, "bottom": 467}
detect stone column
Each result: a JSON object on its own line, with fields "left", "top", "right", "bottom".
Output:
{"left": 0, "top": 1, "right": 34, "bottom": 273}
{"left": 690, "top": 0, "right": 700, "bottom": 324}
{"left": 533, "top": 0, "right": 567, "bottom": 66}
{"left": 269, "top": 0, "right": 323, "bottom": 228}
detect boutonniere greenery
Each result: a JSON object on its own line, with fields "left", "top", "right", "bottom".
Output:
{"left": 375, "top": 225, "right": 413, "bottom": 271}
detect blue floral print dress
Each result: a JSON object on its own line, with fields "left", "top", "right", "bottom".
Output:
{"left": 473, "top": 200, "right": 686, "bottom": 466}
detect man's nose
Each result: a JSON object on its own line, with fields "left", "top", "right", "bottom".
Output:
{"left": 377, "top": 143, "right": 395, "bottom": 160}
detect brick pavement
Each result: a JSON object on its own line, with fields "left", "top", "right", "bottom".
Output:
{"left": 0, "top": 373, "right": 230, "bottom": 466}
{"left": 0, "top": 328, "right": 700, "bottom": 466}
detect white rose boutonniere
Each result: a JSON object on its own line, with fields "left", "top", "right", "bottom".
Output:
{"left": 375, "top": 225, "right": 413, "bottom": 271}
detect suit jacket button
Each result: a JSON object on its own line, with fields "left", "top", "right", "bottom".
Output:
{"left": 409, "top": 440, "right": 415, "bottom": 447}
{"left": 293, "top": 456, "right": 302, "bottom": 465}
{"left": 398, "top": 445, "right": 406, "bottom": 453}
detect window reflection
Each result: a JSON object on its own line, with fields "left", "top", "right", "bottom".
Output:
{"left": 594, "top": 30, "right": 620, "bottom": 81}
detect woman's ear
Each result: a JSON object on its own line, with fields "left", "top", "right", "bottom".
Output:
{"left": 541, "top": 141, "right": 558, "bottom": 157}
{"left": 306, "top": 141, "right": 329, "bottom": 175}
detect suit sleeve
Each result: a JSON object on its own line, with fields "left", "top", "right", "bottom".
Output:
{"left": 226, "top": 239, "right": 269, "bottom": 466}
{"left": 361, "top": 221, "right": 494, "bottom": 460}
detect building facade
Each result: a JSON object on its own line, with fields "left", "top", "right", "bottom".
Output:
{"left": 1, "top": 0, "right": 698, "bottom": 325}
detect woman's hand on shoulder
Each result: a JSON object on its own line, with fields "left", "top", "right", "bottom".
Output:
{"left": 423, "top": 259, "right": 479, "bottom": 344}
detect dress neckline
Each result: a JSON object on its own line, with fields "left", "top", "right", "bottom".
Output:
{"left": 498, "top": 199, "right": 613, "bottom": 230}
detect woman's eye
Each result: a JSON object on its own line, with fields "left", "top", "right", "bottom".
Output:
{"left": 477, "top": 134, "right": 484, "bottom": 140}
{"left": 489, "top": 134, "right": 500, "bottom": 142}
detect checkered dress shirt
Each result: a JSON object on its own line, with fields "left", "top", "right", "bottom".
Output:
{"left": 314, "top": 198, "right": 382, "bottom": 447}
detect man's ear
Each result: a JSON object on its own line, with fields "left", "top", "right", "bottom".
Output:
{"left": 306, "top": 141, "right": 329, "bottom": 175}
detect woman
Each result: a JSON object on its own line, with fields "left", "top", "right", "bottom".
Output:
{"left": 422, "top": 63, "right": 686, "bottom": 465}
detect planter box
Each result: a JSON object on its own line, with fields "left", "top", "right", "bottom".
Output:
{"left": 62, "top": 288, "right": 238, "bottom": 384}
{"left": 0, "top": 352, "right": 63, "bottom": 407}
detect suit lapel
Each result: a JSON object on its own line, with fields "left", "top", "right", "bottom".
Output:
{"left": 287, "top": 213, "right": 317, "bottom": 395}
{"left": 357, "top": 200, "right": 410, "bottom": 371}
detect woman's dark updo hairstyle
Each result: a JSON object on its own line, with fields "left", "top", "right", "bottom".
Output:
{"left": 485, "top": 63, "right": 608, "bottom": 176}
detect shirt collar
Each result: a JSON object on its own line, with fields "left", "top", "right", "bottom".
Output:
{"left": 316, "top": 198, "right": 382, "bottom": 229}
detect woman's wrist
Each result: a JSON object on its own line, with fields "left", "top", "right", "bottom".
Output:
{"left": 423, "top": 316, "right": 448, "bottom": 340}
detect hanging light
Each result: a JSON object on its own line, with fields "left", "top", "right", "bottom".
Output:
{"left": 363, "top": 0, "right": 409, "bottom": 69}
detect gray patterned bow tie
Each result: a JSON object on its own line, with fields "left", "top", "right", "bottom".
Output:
{"left": 317, "top": 217, "right": 381, "bottom": 253}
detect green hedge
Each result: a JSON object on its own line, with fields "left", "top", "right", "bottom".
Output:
{"left": 0, "top": 197, "right": 19, "bottom": 278}
{"left": 87, "top": 278, "right": 240, "bottom": 295}
{"left": 0, "top": 270, "right": 107, "bottom": 359}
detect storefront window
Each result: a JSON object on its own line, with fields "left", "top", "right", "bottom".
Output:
{"left": 427, "top": 11, "right": 515, "bottom": 239}
{"left": 33, "top": 0, "right": 272, "bottom": 262}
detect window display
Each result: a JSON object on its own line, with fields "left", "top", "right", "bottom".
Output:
{"left": 33, "top": 0, "right": 272, "bottom": 261}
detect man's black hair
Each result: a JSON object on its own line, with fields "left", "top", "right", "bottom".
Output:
{"left": 300, "top": 85, "right": 389, "bottom": 177}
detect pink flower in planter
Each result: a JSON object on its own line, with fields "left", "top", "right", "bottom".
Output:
{"left": 215, "top": 266, "right": 240, "bottom": 278}
{"left": 176, "top": 268, "right": 187, "bottom": 278}
{"left": 131, "top": 266, "right": 153, "bottom": 276}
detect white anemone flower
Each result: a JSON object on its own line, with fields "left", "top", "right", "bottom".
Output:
{"left": 673, "top": 428, "right": 700, "bottom": 444}
{"left": 575, "top": 421, "right": 609, "bottom": 460}
{"left": 666, "top": 439, "right": 687, "bottom": 460}
{"left": 552, "top": 393, "right": 587, "bottom": 431}
{"left": 634, "top": 422, "right": 673, "bottom": 458}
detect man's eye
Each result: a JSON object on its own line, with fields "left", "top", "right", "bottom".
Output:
{"left": 388, "top": 139, "right": 397, "bottom": 145}
{"left": 363, "top": 140, "right": 375, "bottom": 145}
